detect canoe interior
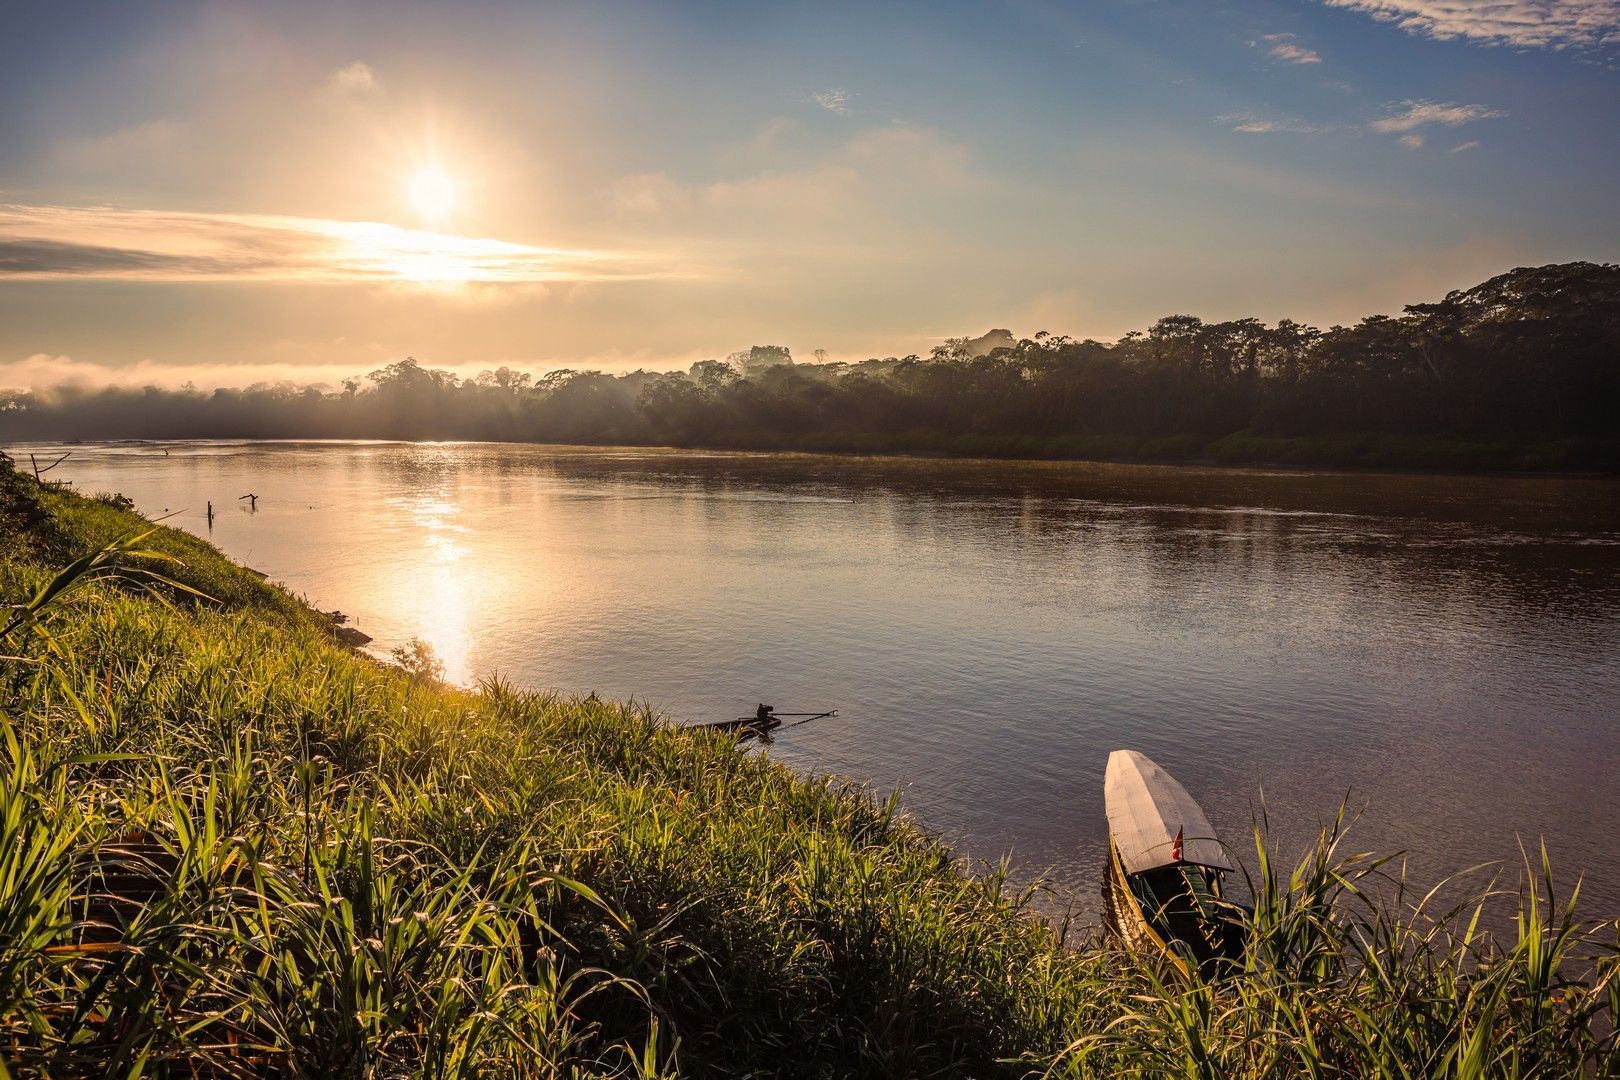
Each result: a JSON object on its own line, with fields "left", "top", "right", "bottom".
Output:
{"left": 1106, "top": 838, "right": 1245, "bottom": 976}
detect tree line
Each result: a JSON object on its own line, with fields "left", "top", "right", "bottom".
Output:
{"left": 4, "top": 262, "right": 1616, "bottom": 469}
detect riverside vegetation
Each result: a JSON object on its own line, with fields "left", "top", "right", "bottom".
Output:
{"left": 2, "top": 455, "right": 1619, "bottom": 1077}
{"left": 5, "top": 262, "right": 1618, "bottom": 472}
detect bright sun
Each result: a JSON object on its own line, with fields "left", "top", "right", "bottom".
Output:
{"left": 406, "top": 165, "right": 458, "bottom": 222}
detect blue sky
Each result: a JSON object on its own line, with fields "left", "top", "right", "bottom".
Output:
{"left": 1, "top": 0, "right": 1616, "bottom": 387}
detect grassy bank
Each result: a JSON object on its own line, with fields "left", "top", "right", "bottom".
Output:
{"left": 2, "top": 459, "right": 1618, "bottom": 1077}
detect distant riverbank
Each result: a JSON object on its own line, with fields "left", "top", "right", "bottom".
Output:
{"left": 644, "top": 428, "right": 1620, "bottom": 474}
{"left": 13, "top": 429, "right": 1618, "bottom": 477}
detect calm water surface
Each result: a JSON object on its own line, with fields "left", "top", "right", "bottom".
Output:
{"left": 19, "top": 441, "right": 1620, "bottom": 919}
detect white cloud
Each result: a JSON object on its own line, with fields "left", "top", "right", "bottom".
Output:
{"left": 839, "top": 125, "right": 974, "bottom": 180}
{"left": 1262, "top": 33, "right": 1324, "bottom": 63}
{"left": 811, "top": 87, "right": 852, "bottom": 115}
{"left": 611, "top": 124, "right": 977, "bottom": 228}
{"left": 741, "top": 116, "right": 801, "bottom": 154}
{"left": 1369, "top": 99, "right": 1506, "bottom": 132}
{"left": 609, "top": 172, "right": 690, "bottom": 217}
{"left": 1451, "top": 139, "right": 1482, "bottom": 152}
{"left": 328, "top": 61, "right": 379, "bottom": 93}
{"left": 1400, "top": 133, "right": 1426, "bottom": 148}
{"left": 1318, "top": 0, "right": 1620, "bottom": 50}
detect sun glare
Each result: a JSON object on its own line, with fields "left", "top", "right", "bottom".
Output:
{"left": 406, "top": 165, "right": 459, "bottom": 223}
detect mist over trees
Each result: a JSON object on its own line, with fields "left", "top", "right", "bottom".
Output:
{"left": 4, "top": 262, "right": 1617, "bottom": 469}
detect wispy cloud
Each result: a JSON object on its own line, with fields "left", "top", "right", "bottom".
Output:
{"left": 1262, "top": 33, "right": 1323, "bottom": 63}
{"left": 1318, "top": 0, "right": 1620, "bottom": 50}
{"left": 0, "top": 204, "right": 675, "bottom": 286}
{"left": 811, "top": 87, "right": 852, "bottom": 115}
{"left": 50, "top": 120, "right": 188, "bottom": 173}
{"left": 1450, "top": 139, "right": 1482, "bottom": 152}
{"left": 1368, "top": 99, "right": 1506, "bottom": 132}
{"left": 1216, "top": 111, "right": 1326, "bottom": 134}
{"left": 1217, "top": 97, "right": 1503, "bottom": 146}
{"left": 328, "top": 60, "right": 380, "bottom": 93}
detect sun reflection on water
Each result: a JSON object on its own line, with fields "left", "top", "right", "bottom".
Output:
{"left": 404, "top": 491, "right": 473, "bottom": 684}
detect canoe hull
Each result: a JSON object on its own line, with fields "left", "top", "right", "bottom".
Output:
{"left": 694, "top": 717, "right": 781, "bottom": 736}
{"left": 1105, "top": 837, "right": 1183, "bottom": 970}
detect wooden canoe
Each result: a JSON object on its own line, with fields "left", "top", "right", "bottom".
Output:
{"left": 1103, "top": 749, "right": 1245, "bottom": 976}
{"left": 691, "top": 710, "right": 835, "bottom": 737}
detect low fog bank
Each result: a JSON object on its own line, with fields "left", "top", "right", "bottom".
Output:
{"left": 4, "top": 264, "right": 1616, "bottom": 468}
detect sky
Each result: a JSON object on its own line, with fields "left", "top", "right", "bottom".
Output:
{"left": 1, "top": 0, "right": 1617, "bottom": 389}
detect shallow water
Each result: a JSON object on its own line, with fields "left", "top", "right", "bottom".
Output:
{"left": 18, "top": 440, "right": 1620, "bottom": 920}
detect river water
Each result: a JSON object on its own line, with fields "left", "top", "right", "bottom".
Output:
{"left": 16, "top": 440, "right": 1620, "bottom": 920}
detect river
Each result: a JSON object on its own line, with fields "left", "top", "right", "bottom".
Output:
{"left": 16, "top": 440, "right": 1620, "bottom": 921}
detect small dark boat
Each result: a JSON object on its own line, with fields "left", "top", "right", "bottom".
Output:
{"left": 702, "top": 715, "right": 783, "bottom": 736}
{"left": 692, "top": 708, "right": 837, "bottom": 739}
{"left": 1103, "top": 749, "right": 1245, "bottom": 976}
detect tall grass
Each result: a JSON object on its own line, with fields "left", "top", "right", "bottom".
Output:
{"left": 1, "top": 461, "right": 1617, "bottom": 1076}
